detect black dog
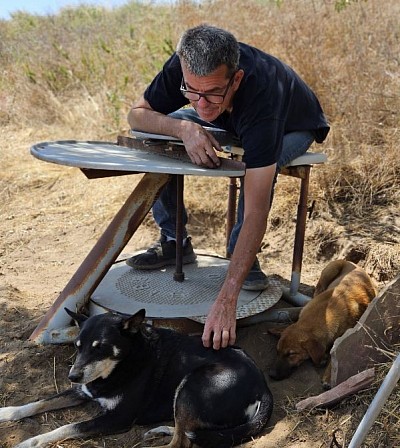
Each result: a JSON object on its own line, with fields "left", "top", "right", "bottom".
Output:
{"left": 0, "top": 309, "right": 273, "bottom": 448}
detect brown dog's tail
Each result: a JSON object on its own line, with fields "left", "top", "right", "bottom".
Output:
{"left": 189, "top": 390, "right": 273, "bottom": 448}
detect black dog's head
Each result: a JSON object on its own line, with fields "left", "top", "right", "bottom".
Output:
{"left": 65, "top": 308, "right": 147, "bottom": 384}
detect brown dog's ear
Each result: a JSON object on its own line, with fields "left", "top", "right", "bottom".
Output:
{"left": 267, "top": 326, "right": 289, "bottom": 338}
{"left": 303, "top": 339, "right": 327, "bottom": 365}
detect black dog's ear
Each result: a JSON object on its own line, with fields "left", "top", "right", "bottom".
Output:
{"left": 65, "top": 308, "right": 89, "bottom": 328}
{"left": 121, "top": 309, "right": 146, "bottom": 333}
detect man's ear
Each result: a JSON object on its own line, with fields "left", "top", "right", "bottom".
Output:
{"left": 303, "top": 339, "right": 327, "bottom": 365}
{"left": 65, "top": 308, "right": 88, "bottom": 328}
{"left": 122, "top": 309, "right": 146, "bottom": 333}
{"left": 232, "top": 69, "right": 245, "bottom": 92}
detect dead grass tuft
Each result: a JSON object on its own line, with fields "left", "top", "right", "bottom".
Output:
{"left": 317, "top": 144, "right": 399, "bottom": 218}
{"left": 365, "top": 244, "right": 400, "bottom": 283}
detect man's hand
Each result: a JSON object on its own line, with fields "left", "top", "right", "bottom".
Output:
{"left": 202, "top": 297, "right": 237, "bottom": 350}
{"left": 128, "top": 96, "right": 223, "bottom": 169}
{"left": 180, "top": 121, "right": 222, "bottom": 168}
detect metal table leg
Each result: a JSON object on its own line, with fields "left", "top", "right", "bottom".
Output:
{"left": 281, "top": 165, "right": 312, "bottom": 305}
{"left": 226, "top": 177, "right": 239, "bottom": 258}
{"left": 174, "top": 174, "right": 185, "bottom": 281}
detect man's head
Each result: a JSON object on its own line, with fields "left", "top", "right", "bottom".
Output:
{"left": 176, "top": 24, "right": 240, "bottom": 77}
{"left": 176, "top": 24, "right": 243, "bottom": 122}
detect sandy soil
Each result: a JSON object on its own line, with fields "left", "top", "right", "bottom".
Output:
{"left": 1, "top": 127, "right": 399, "bottom": 448}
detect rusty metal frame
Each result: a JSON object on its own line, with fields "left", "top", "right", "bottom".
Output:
{"left": 29, "top": 134, "right": 321, "bottom": 343}
{"left": 29, "top": 137, "right": 246, "bottom": 343}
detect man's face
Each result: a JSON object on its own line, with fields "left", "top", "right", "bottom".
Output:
{"left": 181, "top": 63, "right": 243, "bottom": 122}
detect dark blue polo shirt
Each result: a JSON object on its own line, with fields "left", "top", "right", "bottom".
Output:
{"left": 144, "top": 43, "right": 330, "bottom": 169}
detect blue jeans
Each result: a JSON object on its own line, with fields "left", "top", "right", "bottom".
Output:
{"left": 152, "top": 109, "right": 315, "bottom": 253}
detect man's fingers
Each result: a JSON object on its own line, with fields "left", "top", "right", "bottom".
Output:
{"left": 187, "top": 147, "right": 218, "bottom": 168}
{"left": 201, "top": 148, "right": 218, "bottom": 168}
{"left": 195, "top": 145, "right": 219, "bottom": 168}
{"left": 183, "top": 125, "right": 221, "bottom": 168}
{"left": 221, "top": 329, "right": 230, "bottom": 348}
{"left": 207, "top": 132, "right": 223, "bottom": 152}
{"left": 202, "top": 325, "right": 212, "bottom": 348}
{"left": 213, "top": 328, "right": 234, "bottom": 349}
{"left": 203, "top": 144, "right": 220, "bottom": 167}
{"left": 203, "top": 329, "right": 236, "bottom": 349}
{"left": 229, "top": 328, "right": 236, "bottom": 346}
{"left": 202, "top": 130, "right": 221, "bottom": 166}
{"left": 212, "top": 331, "right": 222, "bottom": 350}
{"left": 202, "top": 326, "right": 224, "bottom": 350}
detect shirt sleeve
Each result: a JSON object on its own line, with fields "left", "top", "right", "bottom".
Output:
{"left": 144, "top": 53, "right": 189, "bottom": 114}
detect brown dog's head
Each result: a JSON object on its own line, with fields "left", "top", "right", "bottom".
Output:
{"left": 268, "top": 325, "right": 328, "bottom": 380}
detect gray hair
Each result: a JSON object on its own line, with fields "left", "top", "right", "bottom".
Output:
{"left": 176, "top": 24, "right": 240, "bottom": 77}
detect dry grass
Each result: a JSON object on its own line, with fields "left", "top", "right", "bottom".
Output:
{"left": 1, "top": 0, "right": 399, "bottom": 219}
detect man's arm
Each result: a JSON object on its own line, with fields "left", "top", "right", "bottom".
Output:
{"left": 128, "top": 96, "right": 221, "bottom": 168}
{"left": 202, "top": 163, "right": 277, "bottom": 349}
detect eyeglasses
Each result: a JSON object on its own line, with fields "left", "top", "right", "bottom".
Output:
{"left": 180, "top": 73, "right": 236, "bottom": 105}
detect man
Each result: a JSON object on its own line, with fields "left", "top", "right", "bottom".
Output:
{"left": 126, "top": 24, "right": 330, "bottom": 350}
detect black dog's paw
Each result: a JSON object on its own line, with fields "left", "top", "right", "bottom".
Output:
{"left": 143, "top": 425, "right": 174, "bottom": 440}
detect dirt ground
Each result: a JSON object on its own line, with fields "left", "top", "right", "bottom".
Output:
{"left": 1, "top": 127, "right": 399, "bottom": 448}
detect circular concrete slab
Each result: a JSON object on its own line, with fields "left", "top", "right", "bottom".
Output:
{"left": 90, "top": 254, "right": 282, "bottom": 323}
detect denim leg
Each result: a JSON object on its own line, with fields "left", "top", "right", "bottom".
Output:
{"left": 277, "top": 131, "right": 315, "bottom": 170}
{"left": 227, "top": 131, "right": 315, "bottom": 254}
{"left": 152, "top": 108, "right": 214, "bottom": 239}
{"left": 152, "top": 175, "right": 188, "bottom": 240}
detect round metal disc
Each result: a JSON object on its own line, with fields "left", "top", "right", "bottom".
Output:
{"left": 90, "top": 254, "right": 282, "bottom": 322}
{"left": 30, "top": 140, "right": 244, "bottom": 177}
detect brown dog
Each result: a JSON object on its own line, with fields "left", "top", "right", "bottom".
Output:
{"left": 269, "top": 260, "right": 377, "bottom": 387}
